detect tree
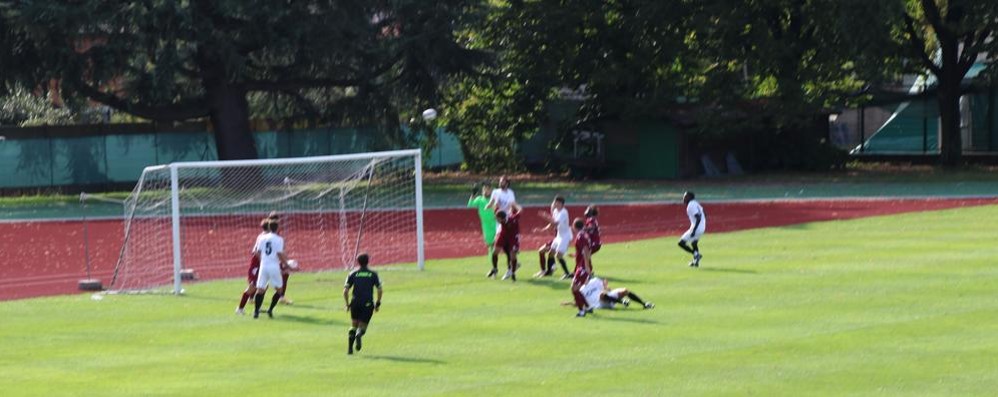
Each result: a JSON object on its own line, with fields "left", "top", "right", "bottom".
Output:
{"left": 899, "top": 0, "right": 998, "bottom": 166}
{"left": 1, "top": 0, "right": 486, "bottom": 160}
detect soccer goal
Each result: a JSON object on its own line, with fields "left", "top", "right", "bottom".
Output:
{"left": 108, "top": 149, "right": 424, "bottom": 294}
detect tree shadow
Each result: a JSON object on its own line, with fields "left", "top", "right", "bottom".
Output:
{"left": 361, "top": 355, "right": 446, "bottom": 365}
{"left": 697, "top": 267, "right": 757, "bottom": 274}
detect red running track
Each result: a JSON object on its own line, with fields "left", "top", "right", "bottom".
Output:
{"left": 2, "top": 198, "right": 996, "bottom": 300}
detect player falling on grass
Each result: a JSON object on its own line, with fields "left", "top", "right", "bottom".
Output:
{"left": 468, "top": 182, "right": 498, "bottom": 269}
{"left": 533, "top": 195, "right": 572, "bottom": 279}
{"left": 579, "top": 276, "right": 654, "bottom": 311}
{"left": 236, "top": 217, "right": 271, "bottom": 315}
{"left": 343, "top": 253, "right": 382, "bottom": 355}
{"left": 678, "top": 191, "right": 706, "bottom": 268}
{"left": 570, "top": 218, "right": 593, "bottom": 317}
{"left": 252, "top": 219, "right": 289, "bottom": 319}
{"left": 491, "top": 204, "right": 523, "bottom": 281}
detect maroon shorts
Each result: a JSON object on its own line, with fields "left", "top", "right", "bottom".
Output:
{"left": 494, "top": 234, "right": 520, "bottom": 255}
{"left": 247, "top": 267, "right": 260, "bottom": 284}
{"left": 571, "top": 267, "right": 590, "bottom": 289}
{"left": 591, "top": 244, "right": 601, "bottom": 254}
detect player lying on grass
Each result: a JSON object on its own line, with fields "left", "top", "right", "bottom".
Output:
{"left": 534, "top": 195, "right": 573, "bottom": 279}
{"left": 491, "top": 204, "right": 523, "bottom": 281}
{"left": 578, "top": 276, "right": 654, "bottom": 310}
{"left": 344, "top": 253, "right": 382, "bottom": 355}
{"left": 570, "top": 218, "right": 593, "bottom": 317}
{"left": 468, "top": 182, "right": 497, "bottom": 269}
{"left": 251, "top": 218, "right": 289, "bottom": 319}
{"left": 678, "top": 191, "right": 706, "bottom": 268}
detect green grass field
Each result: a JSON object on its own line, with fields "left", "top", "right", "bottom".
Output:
{"left": 3, "top": 205, "right": 998, "bottom": 396}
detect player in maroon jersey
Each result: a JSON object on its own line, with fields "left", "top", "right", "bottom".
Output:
{"left": 584, "top": 205, "right": 601, "bottom": 253}
{"left": 570, "top": 218, "right": 593, "bottom": 317}
{"left": 491, "top": 203, "right": 523, "bottom": 281}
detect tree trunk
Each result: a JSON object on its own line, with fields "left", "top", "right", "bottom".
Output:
{"left": 207, "top": 81, "right": 257, "bottom": 160}
{"left": 937, "top": 83, "right": 962, "bottom": 167}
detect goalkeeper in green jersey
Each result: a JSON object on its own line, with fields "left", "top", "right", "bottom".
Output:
{"left": 468, "top": 182, "right": 498, "bottom": 273}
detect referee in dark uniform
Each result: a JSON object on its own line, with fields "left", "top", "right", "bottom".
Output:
{"left": 343, "top": 253, "right": 382, "bottom": 355}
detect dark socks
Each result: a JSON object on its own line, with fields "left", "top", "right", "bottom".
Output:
{"left": 491, "top": 254, "right": 498, "bottom": 270}
{"left": 678, "top": 241, "right": 694, "bottom": 254}
{"left": 539, "top": 252, "right": 546, "bottom": 271}
{"left": 253, "top": 293, "right": 265, "bottom": 316}
{"left": 572, "top": 290, "right": 587, "bottom": 310}
{"left": 627, "top": 292, "right": 646, "bottom": 306}
{"left": 558, "top": 258, "right": 570, "bottom": 275}
{"left": 268, "top": 291, "right": 283, "bottom": 314}
{"left": 348, "top": 328, "right": 356, "bottom": 354}
{"left": 546, "top": 256, "right": 556, "bottom": 273}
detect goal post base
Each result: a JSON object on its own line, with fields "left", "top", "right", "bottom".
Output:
{"left": 180, "top": 269, "right": 197, "bottom": 281}
{"left": 78, "top": 279, "right": 103, "bottom": 291}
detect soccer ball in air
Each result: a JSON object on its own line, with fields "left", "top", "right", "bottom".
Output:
{"left": 421, "top": 108, "right": 438, "bottom": 121}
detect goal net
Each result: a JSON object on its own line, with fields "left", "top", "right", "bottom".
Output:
{"left": 108, "top": 149, "right": 424, "bottom": 294}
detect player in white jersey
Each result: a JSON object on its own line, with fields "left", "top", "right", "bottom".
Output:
{"left": 251, "top": 218, "right": 289, "bottom": 318}
{"left": 534, "top": 196, "right": 573, "bottom": 278}
{"left": 487, "top": 176, "right": 517, "bottom": 214}
{"left": 578, "top": 276, "right": 654, "bottom": 311}
{"left": 678, "top": 191, "right": 706, "bottom": 267}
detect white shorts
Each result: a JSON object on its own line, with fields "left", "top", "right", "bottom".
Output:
{"left": 551, "top": 234, "right": 571, "bottom": 255}
{"left": 256, "top": 266, "right": 284, "bottom": 289}
{"left": 680, "top": 226, "right": 705, "bottom": 243}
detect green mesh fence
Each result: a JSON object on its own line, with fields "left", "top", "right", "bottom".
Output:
{"left": 0, "top": 126, "right": 465, "bottom": 189}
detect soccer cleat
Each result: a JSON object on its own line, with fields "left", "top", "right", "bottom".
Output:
{"left": 621, "top": 298, "right": 631, "bottom": 307}
{"left": 501, "top": 270, "right": 512, "bottom": 280}
{"left": 585, "top": 308, "right": 594, "bottom": 315}
{"left": 688, "top": 260, "right": 697, "bottom": 267}
{"left": 576, "top": 310, "right": 587, "bottom": 317}
{"left": 644, "top": 302, "right": 655, "bottom": 309}
{"left": 487, "top": 268, "right": 498, "bottom": 278}
{"left": 266, "top": 310, "right": 273, "bottom": 319}
{"left": 355, "top": 336, "right": 363, "bottom": 352}
{"left": 533, "top": 270, "right": 546, "bottom": 278}
{"left": 235, "top": 308, "right": 245, "bottom": 315}
{"left": 511, "top": 272, "right": 516, "bottom": 282}
{"left": 253, "top": 311, "right": 259, "bottom": 319}
{"left": 561, "top": 273, "right": 572, "bottom": 280}
{"left": 693, "top": 252, "right": 702, "bottom": 267}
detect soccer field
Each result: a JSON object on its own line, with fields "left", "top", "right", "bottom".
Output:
{"left": 3, "top": 205, "right": 998, "bottom": 396}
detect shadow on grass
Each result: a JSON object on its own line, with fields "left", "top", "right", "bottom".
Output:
{"left": 276, "top": 314, "right": 342, "bottom": 326}
{"left": 361, "top": 355, "right": 446, "bottom": 365}
{"left": 525, "top": 278, "right": 571, "bottom": 291}
{"left": 591, "top": 313, "right": 659, "bottom": 325}
{"left": 697, "top": 267, "right": 757, "bottom": 274}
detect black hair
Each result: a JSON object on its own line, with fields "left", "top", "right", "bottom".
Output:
{"left": 261, "top": 218, "right": 272, "bottom": 231}
{"left": 496, "top": 210, "right": 507, "bottom": 220}
{"left": 268, "top": 220, "right": 280, "bottom": 233}
{"left": 554, "top": 196, "right": 565, "bottom": 204}
{"left": 685, "top": 191, "right": 695, "bottom": 199}
{"left": 584, "top": 205, "right": 599, "bottom": 217}
{"left": 573, "top": 218, "right": 585, "bottom": 229}
{"left": 357, "top": 253, "right": 370, "bottom": 267}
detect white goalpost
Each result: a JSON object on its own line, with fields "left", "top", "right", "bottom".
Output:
{"left": 108, "top": 149, "right": 424, "bottom": 294}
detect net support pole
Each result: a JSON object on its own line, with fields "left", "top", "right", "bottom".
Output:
{"left": 170, "top": 164, "right": 183, "bottom": 294}
{"left": 414, "top": 151, "right": 425, "bottom": 271}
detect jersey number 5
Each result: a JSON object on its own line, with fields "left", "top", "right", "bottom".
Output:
{"left": 265, "top": 242, "right": 272, "bottom": 255}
